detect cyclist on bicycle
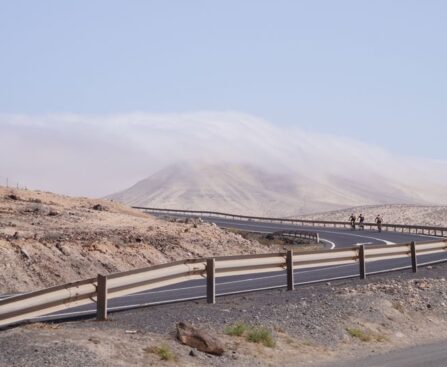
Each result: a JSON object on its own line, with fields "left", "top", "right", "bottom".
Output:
{"left": 349, "top": 213, "right": 357, "bottom": 230}
{"left": 358, "top": 214, "right": 365, "bottom": 230}
{"left": 375, "top": 214, "right": 383, "bottom": 233}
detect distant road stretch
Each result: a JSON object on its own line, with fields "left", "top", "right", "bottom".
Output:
{"left": 154, "top": 212, "right": 440, "bottom": 248}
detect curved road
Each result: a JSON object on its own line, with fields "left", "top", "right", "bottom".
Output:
{"left": 192, "top": 215, "right": 437, "bottom": 247}
{"left": 19, "top": 213, "right": 445, "bottom": 325}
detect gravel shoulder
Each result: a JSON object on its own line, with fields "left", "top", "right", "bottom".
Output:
{"left": 1, "top": 263, "right": 447, "bottom": 367}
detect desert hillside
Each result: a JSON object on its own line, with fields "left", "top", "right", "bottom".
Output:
{"left": 302, "top": 204, "right": 447, "bottom": 227}
{"left": 107, "top": 162, "right": 345, "bottom": 216}
{"left": 107, "top": 162, "right": 447, "bottom": 216}
{"left": 0, "top": 186, "right": 275, "bottom": 293}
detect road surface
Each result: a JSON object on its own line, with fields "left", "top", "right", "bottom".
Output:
{"left": 326, "top": 340, "right": 447, "bottom": 367}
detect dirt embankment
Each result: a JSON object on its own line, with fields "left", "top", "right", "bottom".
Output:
{"left": 0, "top": 186, "right": 279, "bottom": 293}
{"left": 1, "top": 265, "right": 447, "bottom": 367}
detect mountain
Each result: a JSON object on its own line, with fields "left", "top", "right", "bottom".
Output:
{"left": 107, "top": 162, "right": 447, "bottom": 216}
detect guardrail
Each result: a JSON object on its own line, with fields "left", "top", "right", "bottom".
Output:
{"left": 273, "top": 230, "right": 320, "bottom": 243}
{"left": 1, "top": 239, "right": 447, "bottom": 328}
{"left": 134, "top": 207, "right": 447, "bottom": 237}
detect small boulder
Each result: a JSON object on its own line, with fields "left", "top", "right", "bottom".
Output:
{"left": 92, "top": 204, "right": 106, "bottom": 211}
{"left": 176, "top": 322, "right": 224, "bottom": 356}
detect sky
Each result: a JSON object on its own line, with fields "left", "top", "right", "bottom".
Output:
{"left": 1, "top": 1, "right": 447, "bottom": 195}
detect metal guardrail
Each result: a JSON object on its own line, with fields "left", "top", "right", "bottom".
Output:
{"left": 1, "top": 239, "right": 447, "bottom": 328}
{"left": 273, "top": 230, "right": 320, "bottom": 243}
{"left": 134, "top": 207, "right": 447, "bottom": 237}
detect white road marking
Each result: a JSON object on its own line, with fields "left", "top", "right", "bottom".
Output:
{"left": 221, "top": 221, "right": 397, "bottom": 245}
{"left": 319, "top": 238, "right": 336, "bottom": 249}
{"left": 294, "top": 228, "right": 396, "bottom": 245}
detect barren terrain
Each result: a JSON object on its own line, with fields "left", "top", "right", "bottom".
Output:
{"left": 0, "top": 186, "right": 280, "bottom": 293}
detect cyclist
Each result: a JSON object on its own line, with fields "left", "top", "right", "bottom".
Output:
{"left": 375, "top": 214, "right": 383, "bottom": 233}
{"left": 358, "top": 214, "right": 365, "bottom": 230}
{"left": 349, "top": 213, "right": 356, "bottom": 230}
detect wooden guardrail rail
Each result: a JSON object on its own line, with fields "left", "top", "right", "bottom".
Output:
{"left": 1, "top": 240, "right": 447, "bottom": 328}
{"left": 134, "top": 207, "right": 447, "bottom": 237}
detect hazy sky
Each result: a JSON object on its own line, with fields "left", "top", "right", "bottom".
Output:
{"left": 1, "top": 1, "right": 446, "bottom": 159}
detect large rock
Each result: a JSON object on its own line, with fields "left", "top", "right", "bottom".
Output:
{"left": 176, "top": 322, "right": 225, "bottom": 356}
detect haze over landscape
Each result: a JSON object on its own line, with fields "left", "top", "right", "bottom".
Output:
{"left": 2, "top": 112, "right": 447, "bottom": 215}
{"left": 3, "top": 2, "right": 447, "bottom": 366}
{"left": 0, "top": 112, "right": 447, "bottom": 215}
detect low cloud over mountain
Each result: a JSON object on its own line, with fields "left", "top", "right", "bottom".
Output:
{"left": 1, "top": 112, "right": 447, "bottom": 214}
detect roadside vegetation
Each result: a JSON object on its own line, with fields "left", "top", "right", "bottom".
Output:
{"left": 225, "top": 322, "right": 276, "bottom": 348}
{"left": 144, "top": 344, "right": 176, "bottom": 361}
{"left": 346, "top": 327, "right": 388, "bottom": 343}
{"left": 225, "top": 322, "right": 248, "bottom": 336}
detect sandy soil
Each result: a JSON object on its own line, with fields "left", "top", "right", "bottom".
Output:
{"left": 0, "top": 186, "right": 280, "bottom": 293}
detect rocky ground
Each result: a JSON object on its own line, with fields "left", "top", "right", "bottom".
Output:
{"left": 302, "top": 204, "right": 447, "bottom": 227}
{"left": 1, "top": 263, "right": 447, "bottom": 367}
{"left": 0, "top": 186, "right": 300, "bottom": 293}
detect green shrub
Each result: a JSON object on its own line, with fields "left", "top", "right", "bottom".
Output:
{"left": 246, "top": 327, "right": 276, "bottom": 348}
{"left": 347, "top": 327, "right": 375, "bottom": 342}
{"left": 144, "top": 344, "right": 175, "bottom": 361}
{"left": 225, "top": 322, "right": 248, "bottom": 337}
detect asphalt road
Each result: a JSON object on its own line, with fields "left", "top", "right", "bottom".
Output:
{"left": 25, "top": 213, "right": 447, "bottom": 324}
{"left": 326, "top": 340, "right": 447, "bottom": 367}
{"left": 180, "top": 214, "right": 438, "bottom": 248}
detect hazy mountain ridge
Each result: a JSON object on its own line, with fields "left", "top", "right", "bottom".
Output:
{"left": 3, "top": 112, "right": 447, "bottom": 200}
{"left": 108, "top": 161, "right": 447, "bottom": 216}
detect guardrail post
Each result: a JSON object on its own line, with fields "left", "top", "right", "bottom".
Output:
{"left": 410, "top": 241, "right": 418, "bottom": 273}
{"left": 359, "top": 245, "right": 366, "bottom": 280}
{"left": 316, "top": 233, "right": 320, "bottom": 243}
{"left": 286, "top": 250, "right": 294, "bottom": 291}
{"left": 97, "top": 274, "right": 108, "bottom": 321}
{"left": 206, "top": 258, "right": 216, "bottom": 304}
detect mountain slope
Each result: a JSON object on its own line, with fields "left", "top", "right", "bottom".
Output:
{"left": 108, "top": 162, "right": 447, "bottom": 216}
